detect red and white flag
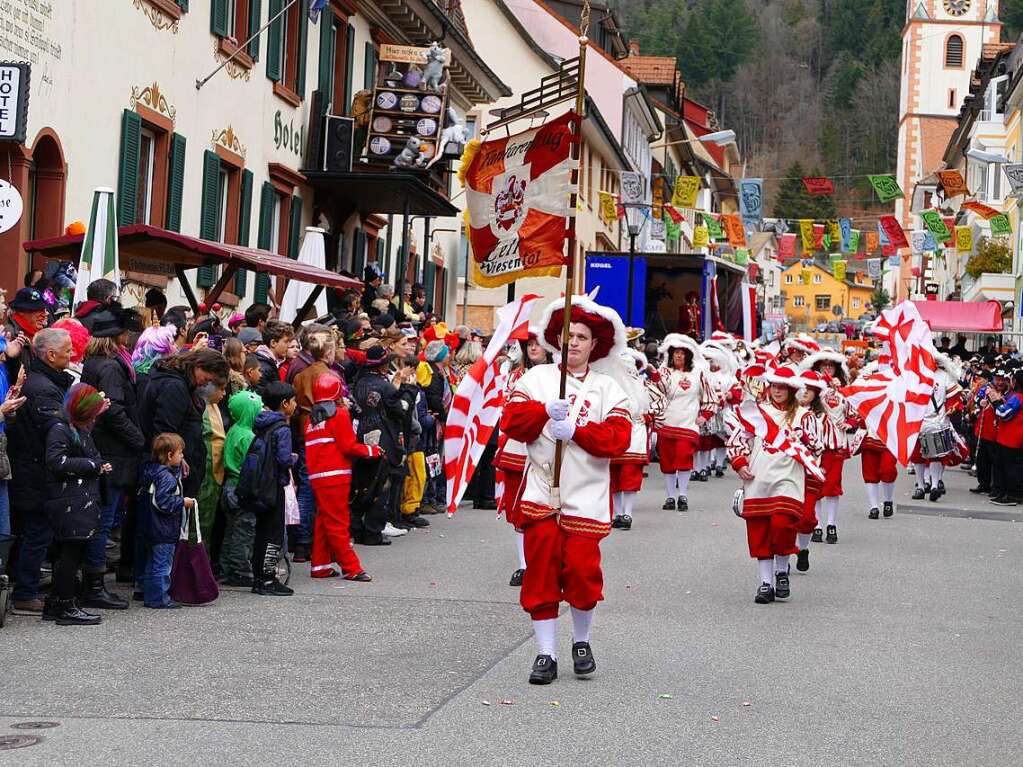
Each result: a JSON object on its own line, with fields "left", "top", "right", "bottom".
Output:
{"left": 444, "top": 294, "right": 540, "bottom": 515}
{"left": 741, "top": 281, "right": 756, "bottom": 343}
{"left": 841, "top": 301, "right": 937, "bottom": 465}
{"left": 728, "top": 399, "right": 824, "bottom": 480}
{"left": 460, "top": 113, "right": 577, "bottom": 288}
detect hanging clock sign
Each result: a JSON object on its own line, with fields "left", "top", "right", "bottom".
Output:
{"left": 0, "top": 179, "right": 23, "bottom": 234}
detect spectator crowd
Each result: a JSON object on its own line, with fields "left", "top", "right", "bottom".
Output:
{"left": 0, "top": 266, "right": 493, "bottom": 625}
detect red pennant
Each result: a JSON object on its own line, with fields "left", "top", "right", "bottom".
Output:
{"left": 813, "top": 224, "right": 825, "bottom": 250}
{"left": 878, "top": 215, "right": 908, "bottom": 248}
{"left": 778, "top": 233, "right": 796, "bottom": 259}
{"left": 663, "top": 204, "right": 684, "bottom": 224}
{"left": 942, "top": 217, "right": 955, "bottom": 246}
{"left": 961, "top": 200, "right": 1000, "bottom": 220}
{"left": 802, "top": 177, "right": 834, "bottom": 196}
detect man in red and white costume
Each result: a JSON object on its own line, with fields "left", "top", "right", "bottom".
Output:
{"left": 611, "top": 348, "right": 652, "bottom": 530}
{"left": 650, "top": 333, "right": 714, "bottom": 511}
{"left": 855, "top": 355, "right": 899, "bottom": 524}
{"left": 727, "top": 365, "right": 821, "bottom": 603}
{"left": 500, "top": 295, "right": 631, "bottom": 685}
{"left": 495, "top": 326, "right": 550, "bottom": 587}
{"left": 799, "top": 348, "right": 855, "bottom": 544}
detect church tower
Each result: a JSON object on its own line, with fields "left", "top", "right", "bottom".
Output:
{"left": 894, "top": 0, "right": 1001, "bottom": 300}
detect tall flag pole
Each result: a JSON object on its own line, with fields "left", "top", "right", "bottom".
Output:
{"left": 550, "top": 0, "right": 591, "bottom": 505}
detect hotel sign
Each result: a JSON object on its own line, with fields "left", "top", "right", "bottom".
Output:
{"left": 0, "top": 62, "right": 29, "bottom": 143}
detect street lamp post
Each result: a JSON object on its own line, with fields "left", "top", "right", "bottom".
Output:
{"left": 622, "top": 203, "right": 650, "bottom": 328}
{"left": 626, "top": 224, "right": 639, "bottom": 325}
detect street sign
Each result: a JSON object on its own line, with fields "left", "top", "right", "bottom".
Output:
{"left": 0, "top": 62, "right": 29, "bottom": 143}
{"left": 0, "top": 180, "right": 23, "bottom": 234}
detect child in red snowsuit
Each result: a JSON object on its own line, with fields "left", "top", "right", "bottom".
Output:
{"left": 305, "top": 372, "right": 382, "bottom": 581}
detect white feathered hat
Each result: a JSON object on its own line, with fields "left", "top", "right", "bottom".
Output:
{"left": 623, "top": 348, "right": 649, "bottom": 370}
{"left": 539, "top": 293, "right": 627, "bottom": 371}
{"left": 801, "top": 349, "right": 850, "bottom": 379}
{"left": 783, "top": 333, "right": 821, "bottom": 356}
{"left": 935, "top": 352, "right": 962, "bottom": 380}
{"left": 760, "top": 363, "right": 813, "bottom": 389}
{"left": 701, "top": 340, "right": 737, "bottom": 375}
{"left": 658, "top": 333, "right": 704, "bottom": 366}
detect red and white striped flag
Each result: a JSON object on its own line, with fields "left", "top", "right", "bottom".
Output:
{"left": 444, "top": 294, "right": 540, "bottom": 515}
{"left": 841, "top": 301, "right": 937, "bottom": 465}
{"left": 728, "top": 399, "right": 825, "bottom": 480}
{"left": 741, "top": 281, "right": 756, "bottom": 343}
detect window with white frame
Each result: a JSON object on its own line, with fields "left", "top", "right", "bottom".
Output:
{"left": 813, "top": 273, "right": 822, "bottom": 284}
{"left": 785, "top": 273, "right": 793, "bottom": 284}
{"left": 793, "top": 295, "right": 805, "bottom": 307}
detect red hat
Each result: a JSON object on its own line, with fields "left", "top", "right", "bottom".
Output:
{"left": 539, "top": 294, "right": 626, "bottom": 367}
{"left": 761, "top": 364, "right": 806, "bottom": 388}
{"left": 312, "top": 373, "right": 343, "bottom": 403}
{"left": 799, "top": 369, "right": 827, "bottom": 389}
{"left": 783, "top": 334, "right": 820, "bottom": 356}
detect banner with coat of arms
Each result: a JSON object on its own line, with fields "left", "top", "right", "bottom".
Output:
{"left": 459, "top": 112, "right": 577, "bottom": 288}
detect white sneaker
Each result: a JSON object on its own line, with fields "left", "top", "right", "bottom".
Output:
{"left": 382, "top": 523, "right": 407, "bottom": 537}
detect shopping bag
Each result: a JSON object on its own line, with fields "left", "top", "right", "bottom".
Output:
{"left": 283, "top": 481, "right": 300, "bottom": 526}
{"left": 169, "top": 502, "right": 220, "bottom": 605}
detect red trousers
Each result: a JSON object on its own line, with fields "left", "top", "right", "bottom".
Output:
{"left": 797, "top": 490, "right": 819, "bottom": 534}
{"left": 520, "top": 516, "right": 603, "bottom": 620}
{"left": 501, "top": 469, "right": 525, "bottom": 529}
{"left": 820, "top": 450, "right": 845, "bottom": 496}
{"left": 310, "top": 481, "right": 364, "bottom": 577}
{"left": 861, "top": 447, "right": 897, "bottom": 483}
{"left": 745, "top": 513, "right": 798, "bottom": 559}
{"left": 610, "top": 463, "right": 644, "bottom": 493}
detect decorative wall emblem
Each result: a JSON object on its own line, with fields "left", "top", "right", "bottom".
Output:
{"left": 130, "top": 82, "right": 177, "bottom": 127}
{"left": 213, "top": 42, "right": 252, "bottom": 81}
{"left": 132, "top": 0, "right": 181, "bottom": 34}
{"left": 211, "top": 125, "right": 247, "bottom": 160}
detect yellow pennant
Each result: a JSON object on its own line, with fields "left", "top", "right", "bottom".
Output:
{"left": 692, "top": 225, "right": 709, "bottom": 249}
{"left": 598, "top": 191, "right": 617, "bottom": 222}
{"left": 833, "top": 259, "right": 847, "bottom": 282}
{"left": 671, "top": 176, "right": 700, "bottom": 208}
{"left": 799, "top": 220, "right": 815, "bottom": 252}
{"left": 955, "top": 226, "right": 973, "bottom": 253}
{"left": 800, "top": 268, "right": 812, "bottom": 284}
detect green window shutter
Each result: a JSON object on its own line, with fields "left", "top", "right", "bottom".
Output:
{"left": 364, "top": 42, "right": 377, "bottom": 91}
{"left": 352, "top": 229, "right": 366, "bottom": 278}
{"left": 288, "top": 194, "right": 303, "bottom": 259}
{"left": 210, "top": 0, "right": 228, "bottom": 37}
{"left": 176, "top": 0, "right": 189, "bottom": 11}
{"left": 235, "top": 168, "right": 254, "bottom": 297}
{"left": 165, "top": 132, "right": 186, "bottom": 233}
{"left": 424, "top": 260, "right": 435, "bottom": 309}
{"left": 266, "top": 0, "right": 283, "bottom": 81}
{"left": 247, "top": 0, "right": 262, "bottom": 60}
{"left": 343, "top": 23, "right": 355, "bottom": 114}
{"left": 116, "top": 109, "right": 142, "bottom": 227}
{"left": 296, "top": 11, "right": 309, "bottom": 98}
{"left": 197, "top": 150, "right": 222, "bottom": 288}
{"left": 255, "top": 181, "right": 276, "bottom": 304}
{"left": 318, "top": 14, "right": 335, "bottom": 101}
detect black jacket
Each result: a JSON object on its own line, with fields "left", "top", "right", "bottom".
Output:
{"left": 137, "top": 362, "right": 205, "bottom": 496}
{"left": 43, "top": 420, "right": 105, "bottom": 541}
{"left": 8, "top": 357, "right": 74, "bottom": 505}
{"left": 82, "top": 354, "right": 145, "bottom": 488}
{"left": 352, "top": 371, "right": 417, "bottom": 472}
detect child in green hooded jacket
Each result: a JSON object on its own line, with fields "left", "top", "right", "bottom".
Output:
{"left": 219, "top": 390, "right": 263, "bottom": 586}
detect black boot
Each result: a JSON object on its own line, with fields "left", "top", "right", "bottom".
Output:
{"left": 509, "top": 568, "right": 524, "bottom": 587}
{"left": 41, "top": 594, "right": 60, "bottom": 622}
{"left": 912, "top": 487, "right": 925, "bottom": 500}
{"left": 775, "top": 571, "right": 790, "bottom": 599}
{"left": 868, "top": 507, "right": 880, "bottom": 520}
{"left": 883, "top": 501, "right": 894, "bottom": 517}
{"left": 81, "top": 571, "right": 129, "bottom": 610}
{"left": 677, "top": 496, "right": 688, "bottom": 512}
{"left": 796, "top": 548, "right": 810, "bottom": 572}
{"left": 572, "top": 642, "right": 596, "bottom": 676}
{"left": 754, "top": 582, "right": 775, "bottom": 604}
{"left": 528, "top": 654, "right": 558, "bottom": 685}
{"left": 662, "top": 497, "right": 676, "bottom": 510}
{"left": 826, "top": 525, "right": 838, "bottom": 543}
{"left": 811, "top": 527, "right": 823, "bottom": 543}
{"left": 619, "top": 515, "right": 632, "bottom": 530}
{"left": 54, "top": 598, "right": 102, "bottom": 626}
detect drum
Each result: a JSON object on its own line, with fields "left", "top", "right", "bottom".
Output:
{"left": 711, "top": 411, "right": 729, "bottom": 438}
{"left": 919, "top": 424, "right": 955, "bottom": 459}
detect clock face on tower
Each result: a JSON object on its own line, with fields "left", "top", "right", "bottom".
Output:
{"left": 944, "top": 0, "right": 971, "bottom": 16}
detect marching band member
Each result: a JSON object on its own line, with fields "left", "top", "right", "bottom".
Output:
{"left": 800, "top": 349, "right": 854, "bottom": 542}
{"left": 727, "top": 365, "right": 819, "bottom": 603}
{"left": 650, "top": 334, "right": 713, "bottom": 512}
{"left": 495, "top": 327, "right": 550, "bottom": 587}
{"left": 500, "top": 295, "right": 631, "bottom": 685}
{"left": 781, "top": 334, "right": 820, "bottom": 366}
{"left": 911, "top": 353, "right": 963, "bottom": 502}
{"left": 699, "top": 340, "right": 741, "bottom": 478}
{"left": 611, "top": 349, "right": 652, "bottom": 530}
{"left": 856, "top": 356, "right": 899, "bottom": 525}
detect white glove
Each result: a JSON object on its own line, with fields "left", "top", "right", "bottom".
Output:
{"left": 545, "top": 399, "right": 570, "bottom": 421}
{"left": 550, "top": 418, "right": 576, "bottom": 442}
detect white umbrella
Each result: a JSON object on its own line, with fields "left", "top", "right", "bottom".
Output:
{"left": 279, "top": 226, "right": 328, "bottom": 323}
{"left": 73, "top": 187, "right": 120, "bottom": 309}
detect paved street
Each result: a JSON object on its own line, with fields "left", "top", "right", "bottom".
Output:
{"left": 2, "top": 462, "right": 1022, "bottom": 766}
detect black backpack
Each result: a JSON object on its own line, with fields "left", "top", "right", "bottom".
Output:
{"left": 237, "top": 423, "right": 281, "bottom": 509}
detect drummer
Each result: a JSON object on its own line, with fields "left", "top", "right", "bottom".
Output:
{"left": 910, "top": 353, "right": 963, "bottom": 502}
{"left": 991, "top": 367, "right": 1023, "bottom": 506}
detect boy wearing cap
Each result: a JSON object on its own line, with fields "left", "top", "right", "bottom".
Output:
{"left": 500, "top": 295, "right": 631, "bottom": 685}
